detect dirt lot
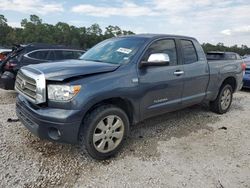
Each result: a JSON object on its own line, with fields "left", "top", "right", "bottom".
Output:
{"left": 0, "top": 89, "right": 250, "bottom": 188}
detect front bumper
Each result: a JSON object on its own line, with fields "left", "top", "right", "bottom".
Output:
{"left": 16, "top": 95, "right": 82, "bottom": 144}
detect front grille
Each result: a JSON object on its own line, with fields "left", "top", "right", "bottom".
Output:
{"left": 15, "top": 70, "right": 37, "bottom": 101}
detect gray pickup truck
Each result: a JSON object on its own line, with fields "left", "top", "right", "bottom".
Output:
{"left": 15, "top": 34, "right": 244, "bottom": 159}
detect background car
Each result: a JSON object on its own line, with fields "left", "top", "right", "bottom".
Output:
{"left": 0, "top": 43, "right": 85, "bottom": 90}
{"left": 243, "top": 56, "right": 250, "bottom": 88}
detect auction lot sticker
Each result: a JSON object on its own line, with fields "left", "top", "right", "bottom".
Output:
{"left": 116, "top": 47, "right": 132, "bottom": 54}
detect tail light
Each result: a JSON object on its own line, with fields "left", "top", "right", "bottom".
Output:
{"left": 242, "top": 63, "right": 246, "bottom": 71}
{"left": 4, "top": 61, "right": 17, "bottom": 70}
{"left": 0, "top": 53, "right": 5, "bottom": 61}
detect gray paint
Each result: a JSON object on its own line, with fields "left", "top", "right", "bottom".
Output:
{"left": 16, "top": 34, "right": 244, "bottom": 143}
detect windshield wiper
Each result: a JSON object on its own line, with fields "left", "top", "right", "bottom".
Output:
{"left": 82, "top": 59, "right": 113, "bottom": 64}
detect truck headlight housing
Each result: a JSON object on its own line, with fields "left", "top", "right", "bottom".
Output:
{"left": 47, "top": 85, "right": 81, "bottom": 101}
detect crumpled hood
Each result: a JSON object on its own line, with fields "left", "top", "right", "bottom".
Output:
{"left": 23, "top": 60, "right": 120, "bottom": 81}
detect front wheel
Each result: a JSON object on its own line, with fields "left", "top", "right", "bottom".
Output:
{"left": 79, "top": 105, "right": 129, "bottom": 160}
{"left": 210, "top": 84, "right": 233, "bottom": 114}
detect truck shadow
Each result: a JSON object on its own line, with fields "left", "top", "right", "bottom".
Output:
{"left": 121, "top": 104, "right": 218, "bottom": 160}
{"left": 241, "top": 88, "right": 250, "bottom": 92}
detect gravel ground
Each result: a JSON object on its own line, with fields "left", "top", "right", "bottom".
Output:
{"left": 0, "top": 89, "right": 250, "bottom": 188}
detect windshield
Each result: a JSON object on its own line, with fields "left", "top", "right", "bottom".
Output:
{"left": 80, "top": 37, "right": 147, "bottom": 64}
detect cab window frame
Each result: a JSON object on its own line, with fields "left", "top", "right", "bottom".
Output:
{"left": 139, "top": 38, "right": 179, "bottom": 67}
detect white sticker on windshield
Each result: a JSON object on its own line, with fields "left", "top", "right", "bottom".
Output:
{"left": 117, "top": 47, "right": 132, "bottom": 54}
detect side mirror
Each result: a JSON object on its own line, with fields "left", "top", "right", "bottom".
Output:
{"left": 141, "top": 53, "right": 170, "bottom": 67}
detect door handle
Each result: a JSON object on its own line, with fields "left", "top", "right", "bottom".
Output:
{"left": 174, "top": 70, "right": 184, "bottom": 76}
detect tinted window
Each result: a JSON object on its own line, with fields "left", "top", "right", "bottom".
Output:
{"left": 28, "top": 50, "right": 49, "bottom": 60}
{"left": 143, "top": 39, "right": 177, "bottom": 66}
{"left": 47, "top": 51, "right": 55, "bottom": 60}
{"left": 206, "top": 53, "right": 224, "bottom": 60}
{"left": 54, "top": 50, "right": 82, "bottom": 60}
{"left": 207, "top": 53, "right": 238, "bottom": 60}
{"left": 181, "top": 40, "right": 198, "bottom": 64}
{"left": 193, "top": 40, "right": 206, "bottom": 61}
{"left": 224, "top": 54, "right": 236, "bottom": 60}
{"left": 73, "top": 51, "right": 84, "bottom": 58}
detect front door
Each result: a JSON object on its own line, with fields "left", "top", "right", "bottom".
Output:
{"left": 138, "top": 39, "right": 184, "bottom": 120}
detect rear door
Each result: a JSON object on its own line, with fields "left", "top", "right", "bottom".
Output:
{"left": 138, "top": 38, "right": 184, "bottom": 119}
{"left": 180, "top": 39, "right": 209, "bottom": 106}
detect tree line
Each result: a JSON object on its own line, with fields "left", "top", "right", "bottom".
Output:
{"left": 0, "top": 14, "right": 134, "bottom": 49}
{"left": 1, "top": 14, "right": 250, "bottom": 55}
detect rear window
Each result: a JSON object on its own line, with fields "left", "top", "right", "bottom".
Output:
{"left": 181, "top": 40, "right": 198, "bottom": 64}
{"left": 206, "top": 53, "right": 224, "bottom": 60}
{"left": 207, "top": 53, "right": 237, "bottom": 60}
{"left": 225, "top": 54, "right": 236, "bottom": 60}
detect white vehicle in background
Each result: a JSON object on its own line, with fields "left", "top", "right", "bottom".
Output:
{"left": 0, "top": 49, "right": 11, "bottom": 53}
{"left": 0, "top": 46, "right": 12, "bottom": 54}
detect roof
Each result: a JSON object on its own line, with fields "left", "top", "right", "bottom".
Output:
{"left": 17, "top": 43, "right": 84, "bottom": 52}
{"left": 25, "top": 43, "right": 75, "bottom": 49}
{"left": 118, "top": 33, "right": 197, "bottom": 40}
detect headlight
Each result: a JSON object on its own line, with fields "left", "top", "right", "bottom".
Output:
{"left": 48, "top": 85, "right": 81, "bottom": 101}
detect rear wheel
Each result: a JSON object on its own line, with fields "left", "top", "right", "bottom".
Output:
{"left": 79, "top": 105, "right": 129, "bottom": 160}
{"left": 210, "top": 84, "right": 233, "bottom": 114}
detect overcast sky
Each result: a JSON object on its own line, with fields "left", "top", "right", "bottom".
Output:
{"left": 1, "top": 0, "right": 250, "bottom": 46}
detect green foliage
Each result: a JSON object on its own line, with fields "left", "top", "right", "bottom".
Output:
{"left": 0, "top": 15, "right": 135, "bottom": 49}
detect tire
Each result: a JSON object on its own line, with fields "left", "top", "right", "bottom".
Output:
{"left": 79, "top": 104, "right": 129, "bottom": 160}
{"left": 210, "top": 84, "right": 233, "bottom": 114}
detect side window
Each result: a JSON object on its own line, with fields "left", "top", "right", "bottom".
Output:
{"left": 73, "top": 51, "right": 84, "bottom": 59}
{"left": 54, "top": 50, "right": 75, "bottom": 60}
{"left": 193, "top": 40, "right": 206, "bottom": 61}
{"left": 28, "top": 50, "right": 49, "bottom": 60}
{"left": 236, "top": 54, "right": 241, "bottom": 60}
{"left": 46, "top": 50, "right": 55, "bottom": 61}
{"left": 181, "top": 40, "right": 198, "bottom": 64}
{"left": 142, "top": 39, "right": 177, "bottom": 66}
{"left": 54, "top": 50, "right": 63, "bottom": 60}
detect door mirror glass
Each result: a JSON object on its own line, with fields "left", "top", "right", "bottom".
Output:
{"left": 141, "top": 53, "right": 170, "bottom": 66}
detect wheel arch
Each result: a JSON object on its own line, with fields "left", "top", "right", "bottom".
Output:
{"left": 81, "top": 97, "right": 137, "bottom": 128}
{"left": 220, "top": 76, "right": 237, "bottom": 92}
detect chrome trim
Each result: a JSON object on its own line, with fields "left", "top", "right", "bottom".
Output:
{"left": 15, "top": 67, "right": 46, "bottom": 104}
{"left": 173, "top": 70, "right": 184, "bottom": 75}
{"left": 148, "top": 53, "right": 170, "bottom": 63}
